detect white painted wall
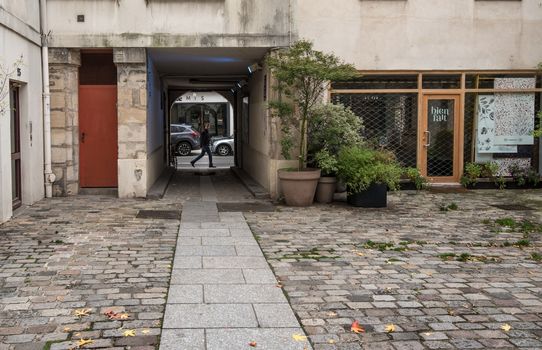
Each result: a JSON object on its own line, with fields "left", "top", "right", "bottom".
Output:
{"left": 295, "top": 0, "right": 542, "bottom": 70}
{"left": 0, "top": 19, "right": 44, "bottom": 222}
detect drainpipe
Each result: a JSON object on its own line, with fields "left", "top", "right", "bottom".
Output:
{"left": 39, "top": 0, "right": 54, "bottom": 198}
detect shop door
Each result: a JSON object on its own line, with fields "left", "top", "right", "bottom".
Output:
{"left": 79, "top": 85, "right": 118, "bottom": 187}
{"left": 421, "top": 95, "right": 461, "bottom": 182}
{"left": 10, "top": 84, "right": 21, "bottom": 209}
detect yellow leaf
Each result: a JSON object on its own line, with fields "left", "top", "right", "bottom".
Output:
{"left": 327, "top": 312, "right": 337, "bottom": 317}
{"left": 328, "top": 339, "right": 335, "bottom": 344}
{"left": 74, "top": 308, "right": 92, "bottom": 317}
{"left": 123, "top": 329, "right": 136, "bottom": 337}
{"left": 141, "top": 329, "right": 150, "bottom": 335}
{"left": 292, "top": 333, "right": 307, "bottom": 341}
{"left": 118, "top": 313, "right": 129, "bottom": 320}
{"left": 385, "top": 324, "right": 395, "bottom": 333}
{"left": 77, "top": 338, "right": 94, "bottom": 347}
{"left": 501, "top": 324, "right": 512, "bottom": 332}
{"left": 63, "top": 327, "right": 71, "bottom": 332}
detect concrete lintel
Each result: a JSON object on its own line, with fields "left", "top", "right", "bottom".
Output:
{"left": 48, "top": 48, "right": 81, "bottom": 66}
{"left": 113, "top": 48, "right": 147, "bottom": 65}
{"left": 50, "top": 33, "right": 292, "bottom": 49}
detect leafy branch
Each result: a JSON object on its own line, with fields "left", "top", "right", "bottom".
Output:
{"left": 0, "top": 55, "right": 24, "bottom": 116}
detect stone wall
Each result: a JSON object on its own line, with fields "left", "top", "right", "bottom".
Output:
{"left": 114, "top": 48, "right": 148, "bottom": 198}
{"left": 49, "top": 48, "right": 81, "bottom": 196}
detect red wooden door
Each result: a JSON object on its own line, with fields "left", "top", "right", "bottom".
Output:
{"left": 79, "top": 85, "right": 118, "bottom": 187}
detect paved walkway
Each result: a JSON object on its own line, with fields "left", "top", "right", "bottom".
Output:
{"left": 160, "top": 175, "right": 311, "bottom": 350}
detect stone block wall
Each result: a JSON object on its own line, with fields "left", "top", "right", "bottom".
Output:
{"left": 49, "top": 48, "right": 81, "bottom": 196}
{"left": 114, "top": 48, "right": 148, "bottom": 198}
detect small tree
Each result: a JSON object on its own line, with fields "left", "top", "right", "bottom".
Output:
{"left": 267, "top": 40, "right": 359, "bottom": 170}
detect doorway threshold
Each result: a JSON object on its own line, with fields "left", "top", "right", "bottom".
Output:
{"left": 79, "top": 187, "right": 118, "bottom": 196}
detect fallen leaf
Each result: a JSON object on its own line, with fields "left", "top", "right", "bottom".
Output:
{"left": 77, "top": 338, "right": 93, "bottom": 347}
{"left": 327, "top": 312, "right": 337, "bottom": 317}
{"left": 118, "top": 313, "right": 129, "bottom": 320}
{"left": 328, "top": 339, "right": 335, "bottom": 344}
{"left": 63, "top": 327, "right": 71, "bottom": 332}
{"left": 123, "top": 329, "right": 136, "bottom": 337}
{"left": 385, "top": 324, "right": 395, "bottom": 333}
{"left": 276, "top": 283, "right": 283, "bottom": 288}
{"left": 74, "top": 333, "right": 81, "bottom": 337}
{"left": 423, "top": 332, "right": 433, "bottom": 336}
{"left": 501, "top": 323, "right": 512, "bottom": 332}
{"left": 249, "top": 341, "right": 257, "bottom": 347}
{"left": 356, "top": 252, "right": 364, "bottom": 256}
{"left": 351, "top": 321, "right": 365, "bottom": 334}
{"left": 74, "top": 308, "right": 92, "bottom": 317}
{"left": 292, "top": 333, "right": 308, "bottom": 341}
{"left": 447, "top": 309, "right": 455, "bottom": 316}
{"left": 141, "top": 329, "right": 150, "bottom": 335}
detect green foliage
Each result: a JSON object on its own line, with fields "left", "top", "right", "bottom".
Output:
{"left": 313, "top": 149, "right": 338, "bottom": 176}
{"left": 308, "top": 103, "right": 364, "bottom": 157}
{"left": 308, "top": 103, "right": 364, "bottom": 174}
{"left": 337, "top": 145, "right": 402, "bottom": 193}
{"left": 530, "top": 252, "right": 542, "bottom": 261}
{"left": 403, "top": 167, "right": 429, "bottom": 191}
{"left": 461, "top": 162, "right": 505, "bottom": 189}
{"left": 267, "top": 40, "right": 359, "bottom": 169}
{"left": 440, "top": 202, "right": 458, "bottom": 212}
{"left": 508, "top": 164, "right": 540, "bottom": 187}
{"left": 460, "top": 162, "right": 482, "bottom": 187}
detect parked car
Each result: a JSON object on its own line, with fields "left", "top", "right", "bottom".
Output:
{"left": 170, "top": 124, "right": 200, "bottom": 156}
{"left": 211, "top": 136, "right": 234, "bottom": 156}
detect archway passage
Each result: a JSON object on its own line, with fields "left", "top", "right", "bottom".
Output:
{"left": 147, "top": 47, "right": 270, "bottom": 172}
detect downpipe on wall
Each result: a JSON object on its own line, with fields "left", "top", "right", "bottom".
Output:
{"left": 40, "top": 0, "right": 54, "bottom": 198}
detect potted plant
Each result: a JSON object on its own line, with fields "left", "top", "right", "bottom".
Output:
{"left": 308, "top": 104, "right": 363, "bottom": 203}
{"left": 337, "top": 145, "right": 402, "bottom": 207}
{"left": 267, "top": 40, "right": 359, "bottom": 206}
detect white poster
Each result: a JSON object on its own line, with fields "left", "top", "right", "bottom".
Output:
{"left": 493, "top": 78, "right": 535, "bottom": 145}
{"left": 476, "top": 95, "right": 518, "bottom": 153}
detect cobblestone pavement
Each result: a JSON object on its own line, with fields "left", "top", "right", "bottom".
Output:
{"left": 246, "top": 190, "right": 542, "bottom": 350}
{"left": 0, "top": 197, "right": 180, "bottom": 350}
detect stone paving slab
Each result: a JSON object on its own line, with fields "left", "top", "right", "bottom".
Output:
{"left": 170, "top": 268, "right": 245, "bottom": 284}
{"left": 166, "top": 285, "right": 203, "bottom": 304}
{"left": 206, "top": 328, "right": 311, "bottom": 350}
{"left": 163, "top": 303, "right": 258, "bottom": 328}
{"left": 160, "top": 329, "right": 205, "bottom": 350}
{"left": 202, "top": 256, "right": 269, "bottom": 269}
{"left": 204, "top": 284, "right": 287, "bottom": 303}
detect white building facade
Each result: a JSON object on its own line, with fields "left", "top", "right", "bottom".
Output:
{"left": 1, "top": 0, "right": 539, "bottom": 213}
{"left": 0, "top": 0, "right": 45, "bottom": 222}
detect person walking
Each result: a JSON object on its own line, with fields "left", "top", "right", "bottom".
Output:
{"left": 190, "top": 122, "right": 215, "bottom": 168}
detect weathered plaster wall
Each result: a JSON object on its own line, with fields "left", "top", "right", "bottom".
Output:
{"left": 295, "top": 0, "right": 542, "bottom": 70}
{"left": 146, "top": 54, "right": 165, "bottom": 189}
{"left": 114, "top": 48, "right": 148, "bottom": 198}
{"left": 0, "top": 9, "right": 44, "bottom": 222}
{"left": 49, "top": 48, "right": 80, "bottom": 196}
{"left": 46, "top": 0, "right": 291, "bottom": 48}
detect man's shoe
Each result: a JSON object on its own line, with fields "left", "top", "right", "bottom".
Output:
{"left": 190, "top": 161, "right": 195, "bottom": 168}
{"left": 209, "top": 165, "right": 216, "bottom": 168}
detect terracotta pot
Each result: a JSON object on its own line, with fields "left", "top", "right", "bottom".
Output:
{"left": 278, "top": 168, "right": 321, "bottom": 206}
{"left": 315, "top": 176, "right": 337, "bottom": 203}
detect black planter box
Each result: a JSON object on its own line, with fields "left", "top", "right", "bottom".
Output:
{"left": 347, "top": 183, "right": 387, "bottom": 207}
{"left": 465, "top": 178, "right": 542, "bottom": 190}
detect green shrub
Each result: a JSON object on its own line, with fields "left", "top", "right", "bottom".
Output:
{"left": 404, "top": 167, "right": 428, "bottom": 191}
{"left": 337, "top": 146, "right": 402, "bottom": 193}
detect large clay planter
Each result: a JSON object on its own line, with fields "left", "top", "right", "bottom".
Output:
{"left": 278, "top": 168, "right": 321, "bottom": 206}
{"left": 315, "top": 176, "right": 337, "bottom": 203}
{"left": 347, "top": 183, "right": 387, "bottom": 208}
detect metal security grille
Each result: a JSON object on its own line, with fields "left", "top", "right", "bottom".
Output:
{"left": 331, "top": 93, "right": 418, "bottom": 168}
{"left": 464, "top": 92, "right": 540, "bottom": 174}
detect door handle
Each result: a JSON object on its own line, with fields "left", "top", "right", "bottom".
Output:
{"left": 81, "top": 132, "right": 86, "bottom": 143}
{"left": 424, "top": 131, "right": 431, "bottom": 147}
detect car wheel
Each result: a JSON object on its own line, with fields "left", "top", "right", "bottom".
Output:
{"left": 216, "top": 144, "right": 231, "bottom": 156}
{"left": 176, "top": 141, "right": 192, "bottom": 156}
